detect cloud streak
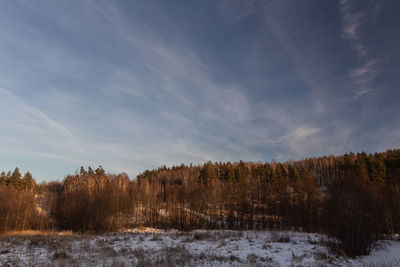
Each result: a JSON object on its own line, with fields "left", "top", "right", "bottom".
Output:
{"left": 0, "top": 87, "right": 87, "bottom": 162}
{"left": 339, "top": 0, "right": 384, "bottom": 97}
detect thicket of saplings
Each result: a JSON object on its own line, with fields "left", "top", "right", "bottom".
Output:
{"left": 0, "top": 149, "right": 399, "bottom": 256}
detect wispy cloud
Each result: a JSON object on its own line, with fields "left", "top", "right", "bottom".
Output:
{"left": 216, "top": 0, "right": 390, "bottom": 157}
{"left": 87, "top": 1, "right": 268, "bottom": 159}
{"left": 0, "top": 1, "right": 397, "bottom": 180}
{"left": 0, "top": 87, "right": 86, "bottom": 162}
{"left": 339, "top": 0, "right": 384, "bottom": 97}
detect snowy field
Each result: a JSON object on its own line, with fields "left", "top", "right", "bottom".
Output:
{"left": 0, "top": 228, "right": 399, "bottom": 266}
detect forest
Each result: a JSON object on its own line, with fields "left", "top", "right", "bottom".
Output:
{"left": 1, "top": 149, "right": 400, "bottom": 256}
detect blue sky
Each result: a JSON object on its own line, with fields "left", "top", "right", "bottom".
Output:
{"left": 0, "top": 0, "right": 399, "bottom": 182}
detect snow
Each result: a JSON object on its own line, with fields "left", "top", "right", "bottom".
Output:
{"left": 0, "top": 229, "right": 399, "bottom": 266}
{"left": 353, "top": 240, "right": 400, "bottom": 266}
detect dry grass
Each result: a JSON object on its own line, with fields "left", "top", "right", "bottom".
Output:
{"left": 270, "top": 231, "right": 291, "bottom": 243}
{"left": 0, "top": 230, "right": 74, "bottom": 238}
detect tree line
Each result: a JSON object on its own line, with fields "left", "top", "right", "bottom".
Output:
{"left": 0, "top": 149, "right": 399, "bottom": 256}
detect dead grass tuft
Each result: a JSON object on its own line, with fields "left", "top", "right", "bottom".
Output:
{"left": 52, "top": 251, "right": 70, "bottom": 260}
{"left": 150, "top": 234, "right": 161, "bottom": 241}
{"left": 247, "top": 253, "right": 259, "bottom": 264}
{"left": 270, "top": 231, "right": 291, "bottom": 243}
{"left": 193, "top": 231, "right": 214, "bottom": 241}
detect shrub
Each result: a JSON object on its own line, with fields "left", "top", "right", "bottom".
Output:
{"left": 324, "top": 177, "right": 388, "bottom": 256}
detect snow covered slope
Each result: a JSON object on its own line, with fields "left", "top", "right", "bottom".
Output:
{"left": 0, "top": 229, "right": 399, "bottom": 266}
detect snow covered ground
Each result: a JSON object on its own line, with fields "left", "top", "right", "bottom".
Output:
{"left": 0, "top": 228, "right": 399, "bottom": 266}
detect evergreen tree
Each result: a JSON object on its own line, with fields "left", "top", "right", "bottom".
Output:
{"left": 22, "top": 172, "right": 35, "bottom": 191}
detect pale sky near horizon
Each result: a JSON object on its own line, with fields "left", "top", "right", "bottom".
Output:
{"left": 0, "top": 0, "right": 399, "bottom": 182}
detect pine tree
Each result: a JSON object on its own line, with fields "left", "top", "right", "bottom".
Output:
{"left": 10, "top": 167, "right": 23, "bottom": 189}
{"left": 22, "top": 172, "right": 35, "bottom": 191}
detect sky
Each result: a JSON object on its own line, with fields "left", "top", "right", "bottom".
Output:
{"left": 0, "top": 0, "right": 399, "bottom": 182}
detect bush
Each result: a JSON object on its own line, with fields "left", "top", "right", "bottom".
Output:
{"left": 324, "top": 177, "right": 388, "bottom": 256}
